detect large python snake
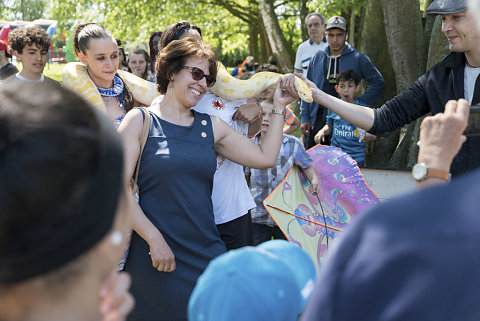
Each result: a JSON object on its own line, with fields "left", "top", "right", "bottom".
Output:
{"left": 62, "top": 62, "right": 313, "bottom": 111}
{"left": 62, "top": 62, "right": 158, "bottom": 111}
{"left": 210, "top": 62, "right": 313, "bottom": 103}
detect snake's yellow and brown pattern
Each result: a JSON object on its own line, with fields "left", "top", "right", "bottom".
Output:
{"left": 210, "top": 62, "right": 313, "bottom": 103}
{"left": 62, "top": 62, "right": 313, "bottom": 110}
{"left": 62, "top": 62, "right": 158, "bottom": 111}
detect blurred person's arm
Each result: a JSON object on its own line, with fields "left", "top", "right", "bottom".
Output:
{"left": 99, "top": 271, "right": 134, "bottom": 321}
{"left": 415, "top": 99, "right": 469, "bottom": 189}
{"left": 233, "top": 102, "right": 261, "bottom": 123}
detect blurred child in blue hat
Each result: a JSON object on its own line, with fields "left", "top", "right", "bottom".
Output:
{"left": 188, "top": 240, "right": 316, "bottom": 321}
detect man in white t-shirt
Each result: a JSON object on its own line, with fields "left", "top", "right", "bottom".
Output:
{"left": 294, "top": 12, "right": 328, "bottom": 77}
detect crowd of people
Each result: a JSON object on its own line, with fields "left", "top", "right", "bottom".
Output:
{"left": 1, "top": 0, "right": 480, "bottom": 320}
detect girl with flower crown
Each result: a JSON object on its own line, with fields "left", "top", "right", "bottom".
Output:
{"left": 72, "top": 23, "right": 139, "bottom": 127}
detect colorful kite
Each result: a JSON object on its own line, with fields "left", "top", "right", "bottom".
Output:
{"left": 263, "top": 145, "right": 379, "bottom": 268}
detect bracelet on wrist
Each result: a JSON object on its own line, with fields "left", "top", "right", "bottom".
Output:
{"left": 271, "top": 108, "right": 285, "bottom": 117}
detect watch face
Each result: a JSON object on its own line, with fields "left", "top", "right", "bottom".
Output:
{"left": 412, "top": 163, "right": 427, "bottom": 180}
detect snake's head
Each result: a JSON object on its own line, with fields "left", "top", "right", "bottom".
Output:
{"left": 293, "top": 75, "right": 313, "bottom": 103}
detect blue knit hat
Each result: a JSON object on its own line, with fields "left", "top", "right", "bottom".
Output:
{"left": 188, "top": 241, "right": 316, "bottom": 321}
{"left": 258, "top": 240, "right": 317, "bottom": 310}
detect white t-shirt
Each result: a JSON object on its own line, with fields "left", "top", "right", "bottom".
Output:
{"left": 15, "top": 72, "right": 44, "bottom": 82}
{"left": 193, "top": 92, "right": 256, "bottom": 224}
{"left": 464, "top": 65, "right": 480, "bottom": 104}
{"left": 294, "top": 39, "right": 328, "bottom": 77}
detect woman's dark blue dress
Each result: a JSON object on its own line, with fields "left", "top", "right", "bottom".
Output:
{"left": 126, "top": 110, "right": 226, "bottom": 321}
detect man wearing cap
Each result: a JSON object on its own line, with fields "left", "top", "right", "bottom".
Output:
{"left": 0, "top": 40, "right": 18, "bottom": 81}
{"left": 302, "top": 0, "right": 479, "bottom": 176}
{"left": 294, "top": 12, "right": 328, "bottom": 78}
{"left": 300, "top": 16, "right": 385, "bottom": 149}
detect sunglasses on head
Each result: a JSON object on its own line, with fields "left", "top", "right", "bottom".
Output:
{"left": 183, "top": 66, "right": 216, "bottom": 87}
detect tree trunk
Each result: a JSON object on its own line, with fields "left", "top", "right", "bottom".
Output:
{"left": 355, "top": 7, "right": 366, "bottom": 52}
{"left": 259, "top": 23, "right": 269, "bottom": 64}
{"left": 257, "top": 0, "right": 294, "bottom": 73}
{"left": 382, "top": 0, "right": 426, "bottom": 92}
{"left": 382, "top": 0, "right": 426, "bottom": 170}
{"left": 360, "top": 0, "right": 399, "bottom": 168}
{"left": 299, "top": 0, "right": 309, "bottom": 41}
{"left": 349, "top": 10, "right": 356, "bottom": 47}
{"left": 423, "top": 0, "right": 436, "bottom": 48}
{"left": 248, "top": 23, "right": 259, "bottom": 63}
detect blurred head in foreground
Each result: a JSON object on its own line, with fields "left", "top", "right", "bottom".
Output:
{"left": 0, "top": 82, "right": 132, "bottom": 321}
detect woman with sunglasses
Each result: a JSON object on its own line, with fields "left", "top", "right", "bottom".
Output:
{"left": 118, "top": 38, "right": 297, "bottom": 321}
{"left": 156, "top": 21, "right": 266, "bottom": 251}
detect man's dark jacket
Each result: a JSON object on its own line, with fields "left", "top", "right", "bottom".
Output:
{"left": 370, "top": 52, "right": 478, "bottom": 176}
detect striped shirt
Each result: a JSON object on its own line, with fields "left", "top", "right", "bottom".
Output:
{"left": 245, "top": 134, "right": 312, "bottom": 226}
{"left": 284, "top": 106, "right": 297, "bottom": 126}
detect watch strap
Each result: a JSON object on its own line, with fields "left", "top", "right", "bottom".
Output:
{"left": 426, "top": 166, "right": 450, "bottom": 181}
{"left": 413, "top": 163, "right": 450, "bottom": 182}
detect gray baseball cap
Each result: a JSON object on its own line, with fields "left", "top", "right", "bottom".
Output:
{"left": 326, "top": 16, "right": 347, "bottom": 31}
{"left": 426, "top": 0, "right": 468, "bottom": 15}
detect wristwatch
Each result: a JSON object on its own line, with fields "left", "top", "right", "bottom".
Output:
{"left": 271, "top": 108, "right": 285, "bottom": 116}
{"left": 412, "top": 163, "right": 450, "bottom": 182}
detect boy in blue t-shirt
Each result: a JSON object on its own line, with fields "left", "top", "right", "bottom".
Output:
{"left": 314, "top": 70, "right": 376, "bottom": 167}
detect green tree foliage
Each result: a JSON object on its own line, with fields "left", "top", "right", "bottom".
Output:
{"left": 48, "top": 0, "right": 303, "bottom": 66}
{"left": 1, "top": 0, "right": 47, "bottom": 20}
{"left": 308, "top": 0, "right": 367, "bottom": 16}
{"left": 49, "top": 0, "right": 252, "bottom": 64}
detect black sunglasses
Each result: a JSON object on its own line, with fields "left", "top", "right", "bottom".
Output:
{"left": 183, "top": 66, "right": 216, "bottom": 87}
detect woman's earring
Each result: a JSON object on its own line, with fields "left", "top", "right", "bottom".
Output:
{"left": 110, "top": 231, "right": 123, "bottom": 246}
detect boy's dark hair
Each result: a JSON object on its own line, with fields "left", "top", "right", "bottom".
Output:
{"left": 234, "top": 59, "right": 243, "bottom": 66}
{"left": 9, "top": 25, "right": 51, "bottom": 53}
{"left": 337, "top": 69, "right": 361, "bottom": 85}
{"left": 237, "top": 63, "right": 280, "bottom": 80}
{"left": 256, "top": 63, "right": 280, "bottom": 73}
{"left": 236, "top": 72, "right": 252, "bottom": 80}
